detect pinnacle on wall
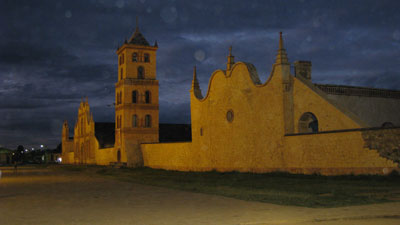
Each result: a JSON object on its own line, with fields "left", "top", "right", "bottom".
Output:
{"left": 192, "top": 66, "right": 200, "bottom": 89}
{"left": 275, "top": 32, "right": 289, "bottom": 65}
{"left": 192, "top": 66, "right": 203, "bottom": 98}
{"left": 226, "top": 45, "right": 235, "bottom": 71}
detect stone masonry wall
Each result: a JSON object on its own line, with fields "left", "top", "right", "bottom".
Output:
{"left": 362, "top": 127, "right": 400, "bottom": 165}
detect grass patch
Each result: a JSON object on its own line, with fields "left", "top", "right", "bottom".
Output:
{"left": 60, "top": 165, "right": 400, "bottom": 208}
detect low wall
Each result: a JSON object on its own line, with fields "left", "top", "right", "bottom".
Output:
{"left": 141, "top": 142, "right": 193, "bottom": 171}
{"left": 284, "top": 129, "right": 399, "bottom": 175}
{"left": 61, "top": 140, "right": 74, "bottom": 164}
{"left": 140, "top": 128, "right": 399, "bottom": 175}
{"left": 62, "top": 152, "right": 74, "bottom": 164}
{"left": 95, "top": 147, "right": 116, "bottom": 165}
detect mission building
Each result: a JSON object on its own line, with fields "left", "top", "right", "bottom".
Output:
{"left": 62, "top": 24, "right": 400, "bottom": 175}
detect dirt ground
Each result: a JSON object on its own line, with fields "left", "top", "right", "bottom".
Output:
{"left": 0, "top": 166, "right": 399, "bottom": 225}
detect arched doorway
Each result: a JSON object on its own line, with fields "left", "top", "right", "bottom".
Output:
{"left": 382, "top": 122, "right": 394, "bottom": 128}
{"left": 298, "top": 112, "right": 318, "bottom": 133}
{"left": 117, "top": 149, "right": 121, "bottom": 163}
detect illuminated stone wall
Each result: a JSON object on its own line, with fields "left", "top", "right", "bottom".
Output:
{"left": 284, "top": 131, "right": 397, "bottom": 175}
{"left": 95, "top": 146, "right": 116, "bottom": 166}
{"left": 142, "top": 142, "right": 193, "bottom": 170}
{"left": 142, "top": 55, "right": 399, "bottom": 175}
{"left": 63, "top": 152, "right": 74, "bottom": 164}
{"left": 188, "top": 62, "right": 287, "bottom": 171}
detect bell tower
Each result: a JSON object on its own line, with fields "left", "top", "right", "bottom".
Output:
{"left": 115, "top": 19, "right": 159, "bottom": 167}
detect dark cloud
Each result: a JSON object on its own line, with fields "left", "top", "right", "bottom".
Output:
{"left": 0, "top": 42, "right": 77, "bottom": 65}
{"left": 159, "top": 101, "right": 191, "bottom": 124}
{"left": 0, "top": 0, "right": 400, "bottom": 149}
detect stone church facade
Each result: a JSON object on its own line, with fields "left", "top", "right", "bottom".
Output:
{"left": 62, "top": 26, "right": 400, "bottom": 175}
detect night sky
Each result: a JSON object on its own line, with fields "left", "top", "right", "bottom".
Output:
{"left": 1, "top": 0, "right": 400, "bottom": 149}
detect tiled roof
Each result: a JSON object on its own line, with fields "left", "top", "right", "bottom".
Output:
{"left": 128, "top": 30, "right": 150, "bottom": 46}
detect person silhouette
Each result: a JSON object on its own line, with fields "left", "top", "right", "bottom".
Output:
{"left": 14, "top": 161, "right": 18, "bottom": 174}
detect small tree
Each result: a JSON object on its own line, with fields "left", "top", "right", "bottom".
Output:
{"left": 55, "top": 143, "right": 62, "bottom": 153}
{"left": 14, "top": 145, "right": 25, "bottom": 162}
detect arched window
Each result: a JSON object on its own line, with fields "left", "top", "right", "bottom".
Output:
{"left": 132, "top": 114, "right": 137, "bottom": 127}
{"left": 138, "top": 66, "right": 144, "bottom": 79}
{"left": 120, "top": 68, "right": 123, "bottom": 80}
{"left": 118, "top": 91, "right": 122, "bottom": 104}
{"left": 132, "top": 53, "right": 137, "bottom": 62}
{"left": 132, "top": 90, "right": 137, "bottom": 103}
{"left": 144, "top": 53, "right": 150, "bottom": 62}
{"left": 122, "top": 54, "right": 124, "bottom": 64}
{"left": 118, "top": 115, "right": 122, "bottom": 128}
{"left": 145, "top": 115, "right": 151, "bottom": 128}
{"left": 298, "top": 112, "right": 318, "bottom": 133}
{"left": 226, "top": 109, "right": 234, "bottom": 123}
{"left": 145, "top": 91, "right": 151, "bottom": 103}
{"left": 117, "top": 115, "right": 121, "bottom": 128}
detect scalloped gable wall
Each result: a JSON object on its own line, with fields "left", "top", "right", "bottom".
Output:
{"left": 142, "top": 60, "right": 398, "bottom": 175}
